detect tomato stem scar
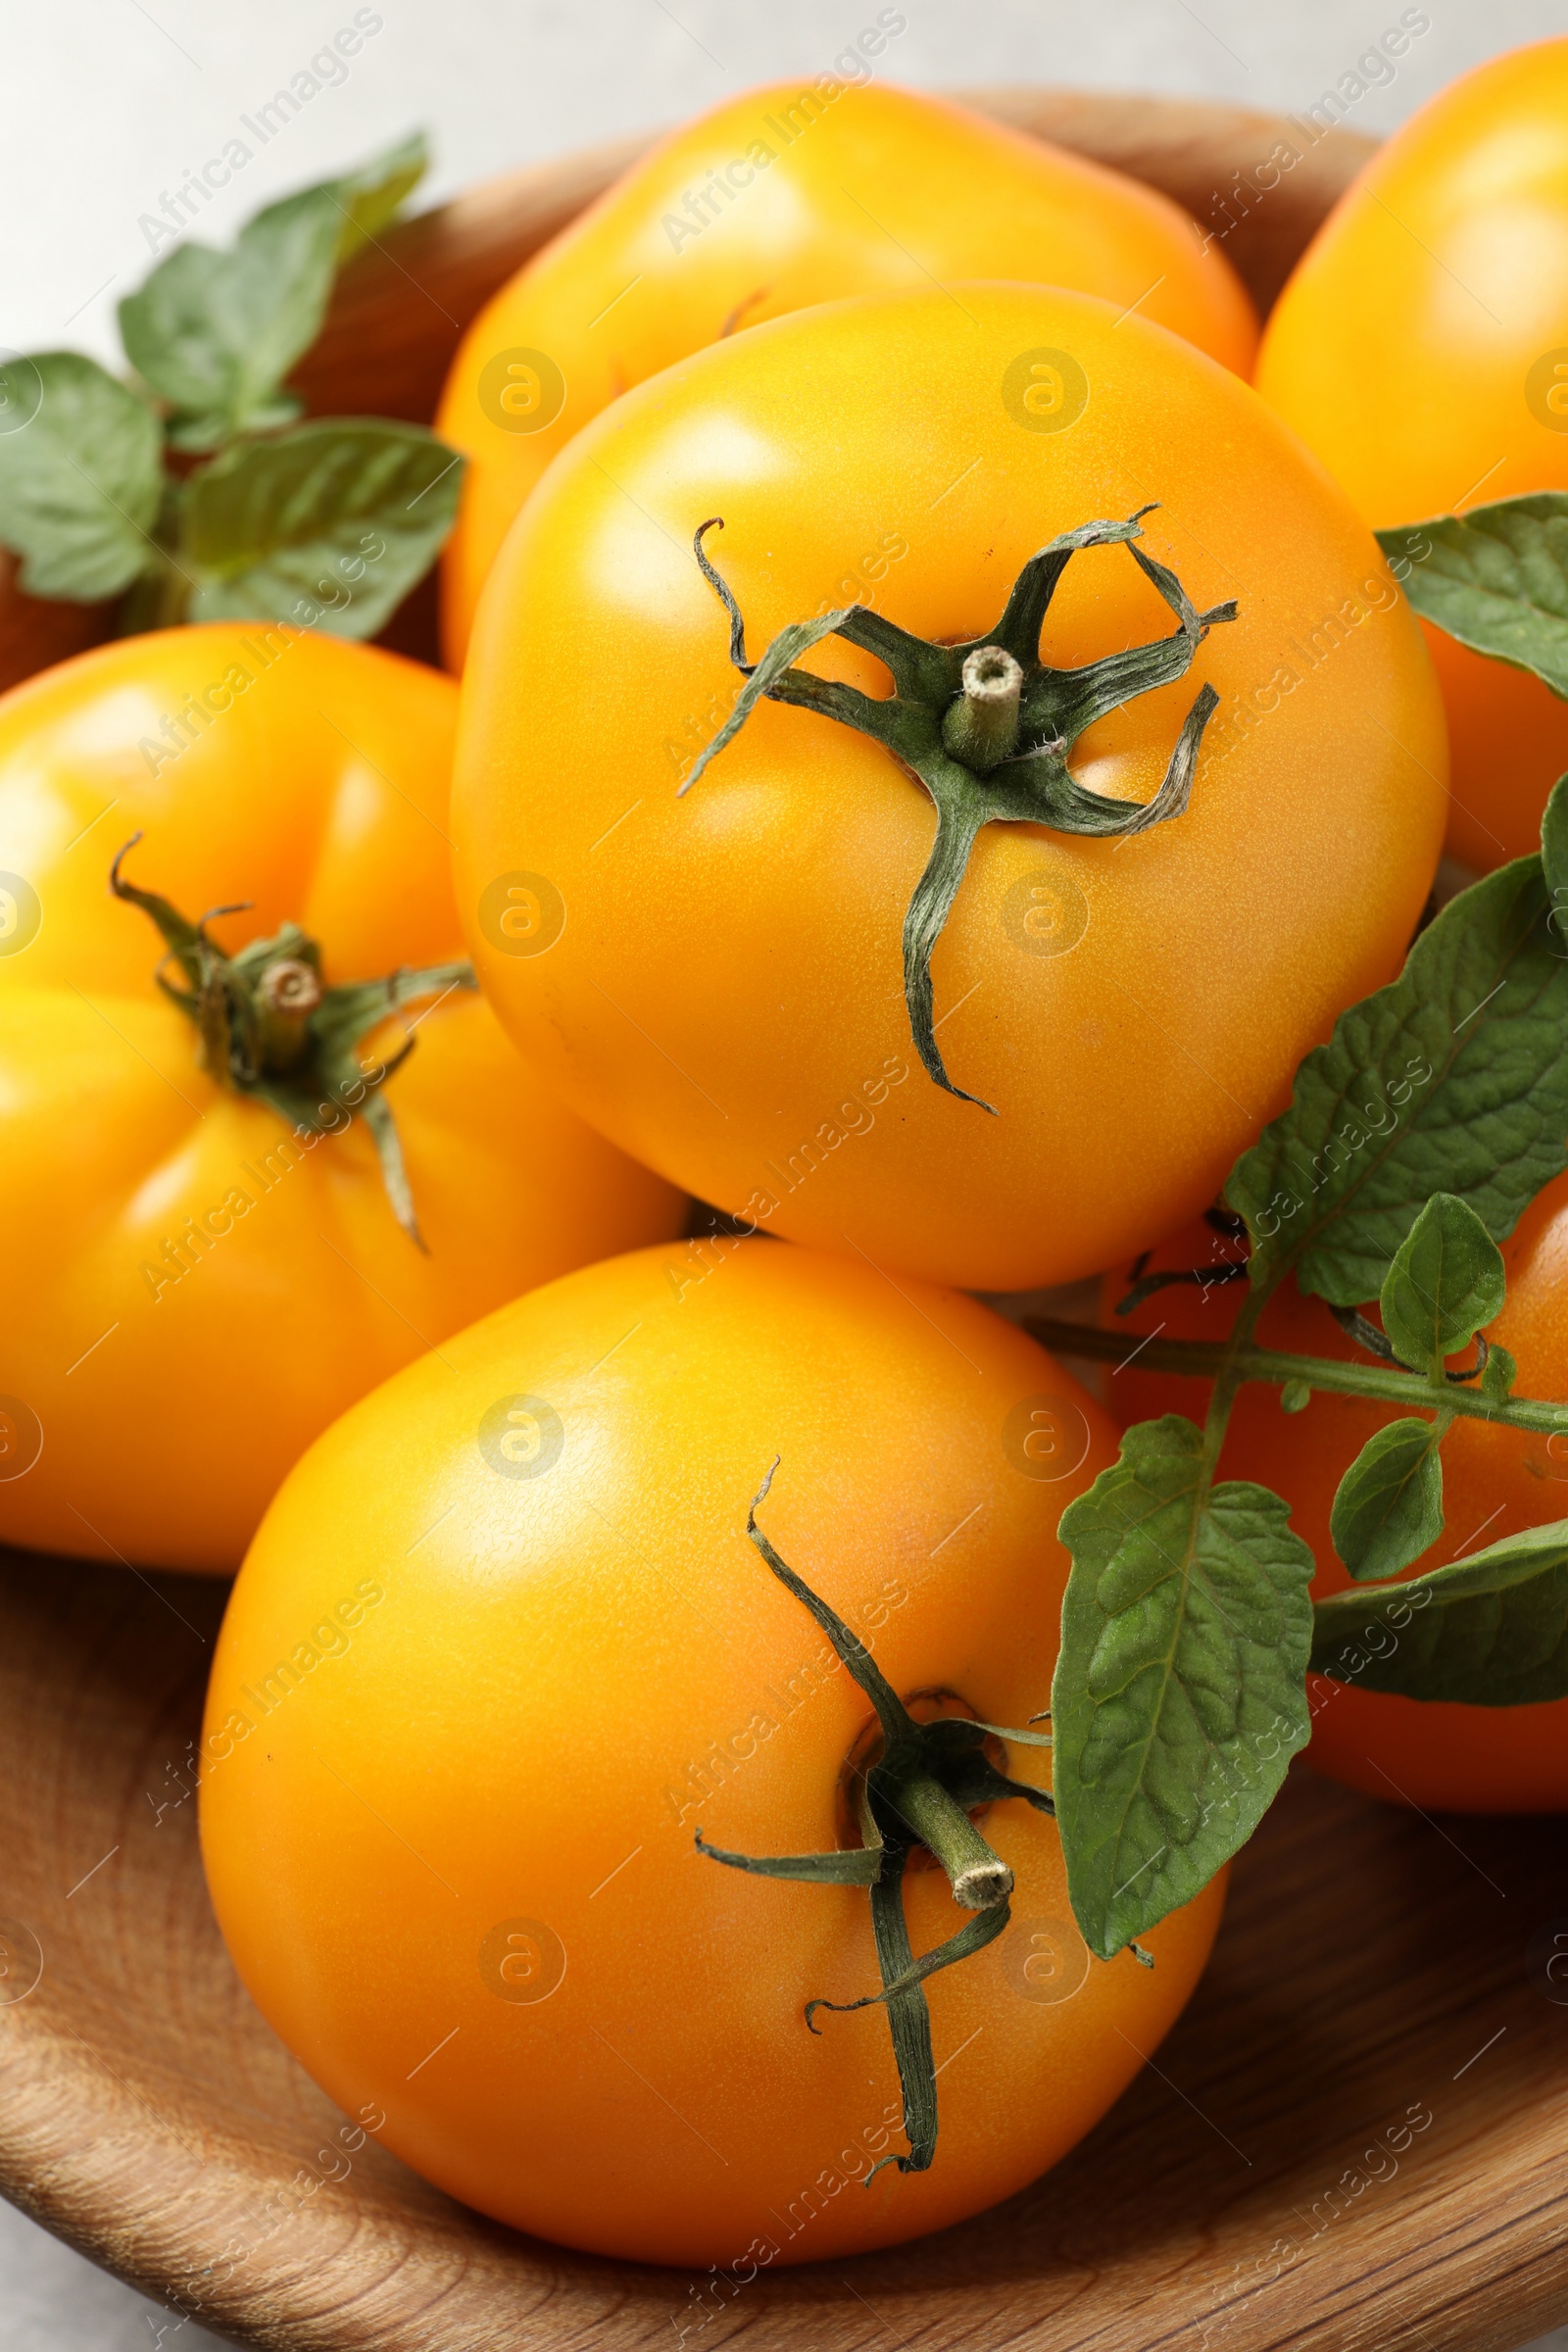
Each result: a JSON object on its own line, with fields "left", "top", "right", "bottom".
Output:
{"left": 107, "top": 833, "right": 477, "bottom": 1246}
{"left": 695, "top": 1454, "right": 1059, "bottom": 2177}
{"left": 941, "top": 645, "right": 1023, "bottom": 771}
{"left": 680, "top": 508, "right": 1237, "bottom": 1107}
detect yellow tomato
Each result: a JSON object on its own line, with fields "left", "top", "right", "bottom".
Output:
{"left": 436, "top": 75, "right": 1258, "bottom": 664}
{"left": 201, "top": 1239, "right": 1224, "bottom": 2266}
{"left": 452, "top": 283, "right": 1447, "bottom": 1294}
{"left": 0, "top": 625, "right": 682, "bottom": 1572}
{"left": 1256, "top": 37, "right": 1568, "bottom": 869}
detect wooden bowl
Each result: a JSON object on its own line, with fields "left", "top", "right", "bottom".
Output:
{"left": 6, "top": 92, "right": 1565, "bottom": 2352}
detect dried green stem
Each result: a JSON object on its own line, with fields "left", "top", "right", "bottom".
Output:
{"left": 882, "top": 1771, "right": 1013, "bottom": 1910}
{"left": 941, "top": 645, "right": 1023, "bottom": 770}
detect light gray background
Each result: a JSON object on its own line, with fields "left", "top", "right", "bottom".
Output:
{"left": 5, "top": 2, "right": 1568, "bottom": 2345}
{"left": 10, "top": 0, "right": 1568, "bottom": 365}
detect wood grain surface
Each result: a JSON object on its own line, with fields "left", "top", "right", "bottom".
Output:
{"left": 13, "top": 89, "right": 1558, "bottom": 2352}
{"left": 1, "top": 1547, "right": 1565, "bottom": 2351}
{"left": 0, "top": 91, "right": 1373, "bottom": 691}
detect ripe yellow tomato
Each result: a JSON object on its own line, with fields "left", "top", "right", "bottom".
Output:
{"left": 1256, "top": 38, "right": 1568, "bottom": 871}
{"left": 453, "top": 282, "right": 1446, "bottom": 1294}
{"left": 1102, "top": 1204, "right": 1568, "bottom": 1812}
{"left": 436, "top": 76, "right": 1258, "bottom": 665}
{"left": 200, "top": 1239, "right": 1224, "bottom": 2266}
{"left": 0, "top": 625, "right": 681, "bottom": 1573}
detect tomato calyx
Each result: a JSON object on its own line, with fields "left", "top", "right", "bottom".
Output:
{"left": 694, "top": 1457, "right": 1055, "bottom": 2177}
{"left": 109, "top": 834, "right": 477, "bottom": 1246}
{"left": 682, "top": 508, "right": 1237, "bottom": 1109}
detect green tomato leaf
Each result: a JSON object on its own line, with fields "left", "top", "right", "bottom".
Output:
{"left": 1376, "top": 495, "right": 1568, "bottom": 699}
{"left": 118, "top": 135, "right": 428, "bottom": 452}
{"left": 1227, "top": 853, "right": 1568, "bottom": 1305}
{"left": 1482, "top": 1342, "right": 1518, "bottom": 1402}
{"left": 1542, "top": 771, "right": 1568, "bottom": 973}
{"left": 0, "top": 352, "right": 164, "bottom": 600}
{"left": 1379, "top": 1193, "right": 1505, "bottom": 1376}
{"left": 179, "top": 418, "right": 463, "bottom": 637}
{"left": 120, "top": 182, "right": 341, "bottom": 449}
{"left": 1329, "top": 1417, "right": 1446, "bottom": 1583}
{"left": 1542, "top": 769, "right": 1568, "bottom": 895}
{"left": 1310, "top": 1520, "right": 1568, "bottom": 1704}
{"left": 1052, "top": 1416, "right": 1314, "bottom": 1961}
{"left": 330, "top": 130, "right": 428, "bottom": 262}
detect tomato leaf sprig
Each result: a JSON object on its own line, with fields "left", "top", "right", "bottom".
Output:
{"left": 683, "top": 509, "right": 1235, "bottom": 1109}
{"left": 1029, "top": 775, "right": 1568, "bottom": 1962}
{"left": 697, "top": 1459, "right": 1059, "bottom": 2177}
{"left": 0, "top": 134, "right": 463, "bottom": 640}
{"left": 119, "top": 135, "right": 425, "bottom": 455}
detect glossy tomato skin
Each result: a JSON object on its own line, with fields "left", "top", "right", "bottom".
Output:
{"left": 1255, "top": 38, "right": 1568, "bottom": 871}
{"left": 200, "top": 1241, "right": 1225, "bottom": 2267}
{"left": 1102, "top": 1199, "right": 1568, "bottom": 1812}
{"left": 453, "top": 283, "right": 1447, "bottom": 1295}
{"left": 436, "top": 77, "right": 1258, "bottom": 664}
{"left": 0, "top": 626, "right": 682, "bottom": 1574}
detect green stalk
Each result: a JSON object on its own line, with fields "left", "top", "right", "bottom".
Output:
{"left": 1024, "top": 1315, "right": 1568, "bottom": 1436}
{"left": 940, "top": 645, "right": 1023, "bottom": 769}
{"left": 883, "top": 1771, "right": 1012, "bottom": 1910}
{"left": 1119, "top": 1279, "right": 1276, "bottom": 1660}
